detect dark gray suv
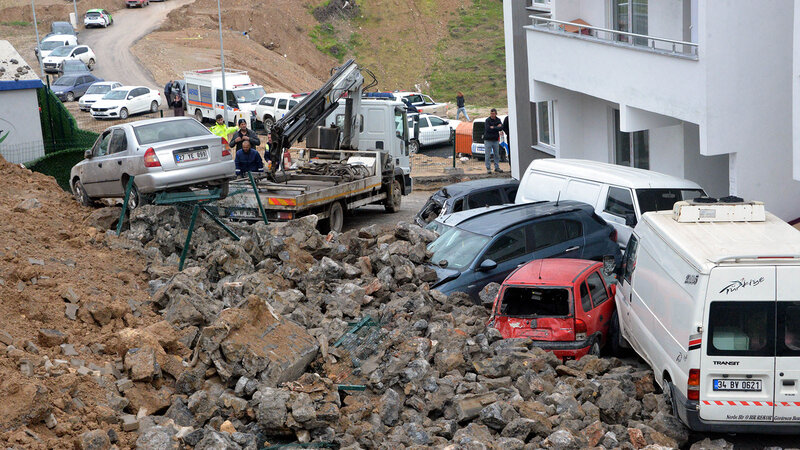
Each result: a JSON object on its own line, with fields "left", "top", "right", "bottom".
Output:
{"left": 427, "top": 200, "right": 622, "bottom": 302}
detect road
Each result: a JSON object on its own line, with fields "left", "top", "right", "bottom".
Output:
{"left": 343, "top": 189, "right": 430, "bottom": 232}
{"left": 80, "top": 0, "right": 194, "bottom": 89}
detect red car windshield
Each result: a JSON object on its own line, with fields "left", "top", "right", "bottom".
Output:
{"left": 498, "top": 286, "right": 571, "bottom": 318}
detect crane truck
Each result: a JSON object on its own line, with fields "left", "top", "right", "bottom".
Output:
{"left": 219, "top": 59, "right": 414, "bottom": 232}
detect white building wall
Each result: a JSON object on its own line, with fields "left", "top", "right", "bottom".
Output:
{"left": 793, "top": 1, "right": 800, "bottom": 181}
{"left": 648, "top": 0, "right": 684, "bottom": 42}
{"left": 0, "top": 89, "right": 44, "bottom": 164}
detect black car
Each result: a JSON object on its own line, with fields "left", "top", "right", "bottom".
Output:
{"left": 49, "top": 21, "right": 77, "bottom": 37}
{"left": 427, "top": 200, "right": 622, "bottom": 301}
{"left": 414, "top": 178, "right": 519, "bottom": 226}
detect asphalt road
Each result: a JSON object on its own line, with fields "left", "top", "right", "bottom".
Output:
{"left": 79, "top": 0, "right": 193, "bottom": 89}
{"left": 342, "top": 189, "right": 430, "bottom": 232}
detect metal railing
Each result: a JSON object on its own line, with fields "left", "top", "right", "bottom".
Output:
{"left": 528, "top": 16, "right": 698, "bottom": 59}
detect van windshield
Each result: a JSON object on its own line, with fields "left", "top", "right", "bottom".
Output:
{"left": 499, "top": 287, "right": 571, "bottom": 317}
{"left": 636, "top": 188, "right": 705, "bottom": 214}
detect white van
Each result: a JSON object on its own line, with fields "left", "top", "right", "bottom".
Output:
{"left": 183, "top": 68, "right": 266, "bottom": 128}
{"left": 614, "top": 199, "right": 800, "bottom": 433}
{"left": 515, "top": 159, "right": 706, "bottom": 247}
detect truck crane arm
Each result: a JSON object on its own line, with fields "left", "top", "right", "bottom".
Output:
{"left": 270, "top": 59, "right": 365, "bottom": 154}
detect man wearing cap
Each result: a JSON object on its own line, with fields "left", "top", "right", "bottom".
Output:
{"left": 228, "top": 118, "right": 261, "bottom": 152}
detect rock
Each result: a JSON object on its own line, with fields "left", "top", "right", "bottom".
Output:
{"left": 124, "top": 385, "right": 173, "bottom": 416}
{"left": 189, "top": 390, "right": 219, "bottom": 426}
{"left": 14, "top": 198, "right": 41, "bottom": 212}
{"left": 86, "top": 207, "right": 120, "bottom": 230}
{"left": 65, "top": 304, "right": 78, "bottom": 320}
{"left": 452, "top": 422, "right": 494, "bottom": 446}
{"left": 628, "top": 427, "right": 647, "bottom": 449}
{"left": 136, "top": 425, "right": 180, "bottom": 450}
{"left": 689, "top": 438, "right": 734, "bottom": 450}
{"left": 79, "top": 430, "right": 111, "bottom": 450}
{"left": 116, "top": 378, "right": 134, "bottom": 392}
{"left": 601, "top": 431, "right": 619, "bottom": 448}
{"left": 255, "top": 387, "right": 289, "bottom": 432}
{"left": 647, "top": 411, "right": 689, "bottom": 446}
{"left": 60, "top": 343, "right": 78, "bottom": 356}
{"left": 182, "top": 429, "right": 205, "bottom": 446}
{"left": 542, "top": 428, "right": 586, "bottom": 449}
{"left": 479, "top": 282, "right": 501, "bottom": 306}
{"left": 403, "top": 422, "right": 431, "bottom": 445}
{"left": 479, "top": 401, "right": 518, "bottom": 430}
{"left": 583, "top": 420, "right": 605, "bottom": 447}
{"left": 196, "top": 431, "right": 240, "bottom": 449}
{"left": 0, "top": 330, "right": 13, "bottom": 345}
{"left": 455, "top": 393, "right": 498, "bottom": 422}
{"left": 124, "top": 347, "right": 160, "bottom": 381}
{"left": 290, "top": 393, "right": 316, "bottom": 423}
{"left": 219, "top": 420, "right": 236, "bottom": 434}
{"left": 121, "top": 414, "right": 139, "bottom": 431}
{"left": 85, "top": 301, "right": 115, "bottom": 326}
{"left": 379, "top": 388, "right": 401, "bottom": 426}
{"left": 501, "top": 418, "right": 539, "bottom": 441}
{"left": 37, "top": 329, "right": 67, "bottom": 347}
{"left": 496, "top": 437, "right": 525, "bottom": 450}
{"left": 165, "top": 399, "right": 195, "bottom": 427}
{"left": 44, "top": 413, "right": 57, "bottom": 429}
{"left": 596, "top": 387, "right": 628, "bottom": 423}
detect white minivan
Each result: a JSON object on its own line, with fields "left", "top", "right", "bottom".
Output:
{"left": 515, "top": 159, "right": 706, "bottom": 247}
{"left": 614, "top": 199, "right": 800, "bottom": 433}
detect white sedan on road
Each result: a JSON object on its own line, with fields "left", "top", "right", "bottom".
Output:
{"left": 91, "top": 86, "right": 162, "bottom": 120}
{"left": 42, "top": 45, "right": 97, "bottom": 74}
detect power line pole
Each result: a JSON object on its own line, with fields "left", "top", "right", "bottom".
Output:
{"left": 216, "top": 0, "right": 227, "bottom": 124}
{"left": 30, "top": 0, "right": 44, "bottom": 78}
{"left": 71, "top": 0, "right": 79, "bottom": 31}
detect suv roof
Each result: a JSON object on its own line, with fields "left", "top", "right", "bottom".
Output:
{"left": 454, "top": 200, "right": 592, "bottom": 237}
{"left": 527, "top": 158, "right": 703, "bottom": 190}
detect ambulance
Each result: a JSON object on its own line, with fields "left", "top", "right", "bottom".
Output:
{"left": 614, "top": 198, "right": 800, "bottom": 433}
{"left": 183, "top": 68, "right": 266, "bottom": 129}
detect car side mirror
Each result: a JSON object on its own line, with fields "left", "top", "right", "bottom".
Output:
{"left": 127, "top": 96, "right": 133, "bottom": 100}
{"left": 84, "top": 149, "right": 92, "bottom": 159}
{"left": 478, "top": 259, "right": 497, "bottom": 272}
{"left": 609, "top": 284, "right": 617, "bottom": 297}
{"left": 624, "top": 213, "right": 637, "bottom": 227}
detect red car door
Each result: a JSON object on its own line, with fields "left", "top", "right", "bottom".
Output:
{"left": 584, "top": 270, "right": 615, "bottom": 345}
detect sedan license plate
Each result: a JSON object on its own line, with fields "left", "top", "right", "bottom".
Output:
{"left": 175, "top": 150, "right": 207, "bottom": 163}
{"left": 713, "top": 379, "right": 762, "bottom": 391}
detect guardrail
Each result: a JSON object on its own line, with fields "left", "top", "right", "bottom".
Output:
{"left": 527, "top": 16, "right": 698, "bottom": 59}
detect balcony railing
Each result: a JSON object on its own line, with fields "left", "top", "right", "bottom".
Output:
{"left": 527, "top": 16, "right": 698, "bottom": 60}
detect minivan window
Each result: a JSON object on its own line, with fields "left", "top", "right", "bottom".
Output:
{"left": 778, "top": 302, "right": 800, "bottom": 356}
{"left": 484, "top": 227, "right": 526, "bottom": 263}
{"left": 636, "top": 188, "right": 705, "bottom": 214}
{"left": 468, "top": 189, "right": 503, "bottom": 209}
{"left": 604, "top": 186, "right": 635, "bottom": 219}
{"left": 707, "top": 301, "right": 774, "bottom": 357}
{"left": 499, "top": 287, "right": 570, "bottom": 317}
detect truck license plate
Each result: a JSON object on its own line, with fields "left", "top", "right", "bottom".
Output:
{"left": 230, "top": 209, "right": 257, "bottom": 219}
{"left": 713, "top": 379, "right": 762, "bottom": 391}
{"left": 175, "top": 150, "right": 207, "bottom": 163}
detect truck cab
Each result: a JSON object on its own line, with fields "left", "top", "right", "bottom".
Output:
{"left": 328, "top": 99, "right": 412, "bottom": 194}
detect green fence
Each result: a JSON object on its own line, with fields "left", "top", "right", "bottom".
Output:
{"left": 27, "top": 148, "right": 86, "bottom": 191}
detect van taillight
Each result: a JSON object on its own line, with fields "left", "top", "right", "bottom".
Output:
{"left": 143, "top": 147, "right": 160, "bottom": 167}
{"left": 610, "top": 229, "right": 618, "bottom": 243}
{"left": 575, "top": 319, "right": 587, "bottom": 340}
{"left": 688, "top": 368, "right": 700, "bottom": 401}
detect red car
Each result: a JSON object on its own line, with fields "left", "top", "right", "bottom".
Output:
{"left": 488, "top": 259, "right": 617, "bottom": 361}
{"left": 126, "top": 0, "right": 149, "bottom": 7}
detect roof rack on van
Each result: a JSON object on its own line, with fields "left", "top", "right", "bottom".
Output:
{"left": 672, "top": 200, "right": 765, "bottom": 223}
{"left": 711, "top": 255, "right": 800, "bottom": 264}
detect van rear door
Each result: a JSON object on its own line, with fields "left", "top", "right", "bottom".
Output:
{"left": 774, "top": 266, "right": 800, "bottom": 422}
{"left": 701, "top": 266, "right": 775, "bottom": 423}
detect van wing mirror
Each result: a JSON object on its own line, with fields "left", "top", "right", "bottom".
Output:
{"left": 478, "top": 259, "right": 497, "bottom": 272}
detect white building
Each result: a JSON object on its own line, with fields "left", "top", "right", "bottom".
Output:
{"left": 0, "top": 40, "right": 45, "bottom": 164}
{"left": 504, "top": 0, "right": 800, "bottom": 221}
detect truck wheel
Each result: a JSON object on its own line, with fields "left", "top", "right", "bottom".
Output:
{"left": 194, "top": 109, "right": 204, "bottom": 123}
{"left": 384, "top": 179, "right": 402, "bottom": 213}
{"left": 263, "top": 116, "right": 275, "bottom": 132}
{"left": 328, "top": 201, "right": 344, "bottom": 233}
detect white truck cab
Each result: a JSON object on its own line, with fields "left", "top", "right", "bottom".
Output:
{"left": 254, "top": 92, "right": 304, "bottom": 132}
{"left": 615, "top": 199, "right": 800, "bottom": 433}
{"left": 183, "top": 68, "right": 266, "bottom": 129}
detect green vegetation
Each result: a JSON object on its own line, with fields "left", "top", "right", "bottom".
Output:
{"left": 309, "top": 23, "right": 357, "bottom": 62}
{"left": 28, "top": 149, "right": 86, "bottom": 191}
{"left": 1, "top": 21, "right": 31, "bottom": 26}
{"left": 427, "top": 0, "right": 507, "bottom": 108}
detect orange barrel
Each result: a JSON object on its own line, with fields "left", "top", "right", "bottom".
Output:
{"left": 455, "top": 121, "right": 474, "bottom": 156}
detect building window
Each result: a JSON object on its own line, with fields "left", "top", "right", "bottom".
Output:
{"left": 536, "top": 101, "right": 555, "bottom": 148}
{"left": 613, "top": 109, "right": 649, "bottom": 169}
{"left": 613, "top": 0, "right": 648, "bottom": 45}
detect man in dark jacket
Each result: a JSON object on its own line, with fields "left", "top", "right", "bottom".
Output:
{"left": 164, "top": 81, "right": 173, "bottom": 107}
{"left": 235, "top": 139, "right": 263, "bottom": 176}
{"left": 483, "top": 108, "right": 503, "bottom": 173}
{"left": 228, "top": 118, "right": 261, "bottom": 151}
{"left": 501, "top": 115, "right": 510, "bottom": 162}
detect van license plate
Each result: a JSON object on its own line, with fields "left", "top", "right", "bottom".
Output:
{"left": 175, "top": 150, "right": 207, "bottom": 163}
{"left": 713, "top": 379, "right": 762, "bottom": 391}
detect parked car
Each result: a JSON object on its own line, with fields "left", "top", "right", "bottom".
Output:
{"left": 51, "top": 73, "right": 103, "bottom": 102}
{"left": 516, "top": 158, "right": 706, "bottom": 247}
{"left": 253, "top": 92, "right": 303, "bottom": 131}
{"left": 415, "top": 178, "right": 519, "bottom": 227}
{"left": 470, "top": 114, "right": 508, "bottom": 159}
{"left": 392, "top": 91, "right": 448, "bottom": 116}
{"left": 613, "top": 199, "right": 800, "bottom": 433}
{"left": 84, "top": 9, "right": 113, "bottom": 28}
{"left": 126, "top": 0, "right": 149, "bottom": 7}
{"left": 407, "top": 113, "right": 459, "bottom": 152}
{"left": 58, "top": 59, "right": 91, "bottom": 76}
{"left": 35, "top": 34, "right": 78, "bottom": 60}
{"left": 70, "top": 117, "right": 235, "bottom": 208}
{"left": 489, "top": 258, "right": 617, "bottom": 361}
{"left": 42, "top": 45, "right": 96, "bottom": 73}
{"left": 427, "top": 201, "right": 622, "bottom": 301}
{"left": 91, "top": 86, "right": 162, "bottom": 120}
{"left": 79, "top": 81, "right": 123, "bottom": 111}
{"left": 49, "top": 21, "right": 77, "bottom": 37}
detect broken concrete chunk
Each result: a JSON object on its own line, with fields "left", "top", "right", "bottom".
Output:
{"left": 38, "top": 329, "right": 67, "bottom": 347}
{"left": 13, "top": 198, "right": 41, "bottom": 212}
{"left": 124, "top": 347, "right": 160, "bottom": 381}
{"left": 0, "top": 330, "right": 13, "bottom": 345}
{"left": 65, "top": 304, "right": 78, "bottom": 320}
{"left": 60, "top": 343, "right": 78, "bottom": 356}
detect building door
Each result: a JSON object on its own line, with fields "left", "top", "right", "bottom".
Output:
{"left": 613, "top": 0, "right": 648, "bottom": 45}
{"left": 613, "top": 109, "right": 649, "bottom": 169}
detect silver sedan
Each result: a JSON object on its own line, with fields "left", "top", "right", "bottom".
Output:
{"left": 70, "top": 117, "right": 235, "bottom": 208}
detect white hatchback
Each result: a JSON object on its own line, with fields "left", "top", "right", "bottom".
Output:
{"left": 91, "top": 86, "right": 162, "bottom": 120}
{"left": 42, "top": 45, "right": 96, "bottom": 73}
{"left": 79, "top": 81, "right": 123, "bottom": 111}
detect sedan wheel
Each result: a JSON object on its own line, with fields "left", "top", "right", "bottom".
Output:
{"left": 119, "top": 107, "right": 129, "bottom": 119}
{"left": 150, "top": 101, "right": 158, "bottom": 113}
{"left": 66, "top": 91, "right": 75, "bottom": 102}
{"left": 588, "top": 341, "right": 601, "bottom": 357}
{"left": 73, "top": 179, "right": 94, "bottom": 207}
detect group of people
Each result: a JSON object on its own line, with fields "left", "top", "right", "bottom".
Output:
{"left": 209, "top": 115, "right": 281, "bottom": 177}
{"left": 456, "top": 93, "right": 510, "bottom": 173}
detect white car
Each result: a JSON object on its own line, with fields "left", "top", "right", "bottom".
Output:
{"left": 253, "top": 92, "right": 304, "bottom": 131}
{"left": 35, "top": 34, "right": 78, "bottom": 60}
{"left": 408, "top": 113, "right": 460, "bottom": 152}
{"left": 84, "top": 9, "right": 113, "bottom": 28}
{"left": 393, "top": 91, "right": 448, "bottom": 117}
{"left": 79, "top": 81, "right": 122, "bottom": 111}
{"left": 91, "top": 86, "right": 162, "bottom": 120}
{"left": 42, "top": 45, "right": 96, "bottom": 74}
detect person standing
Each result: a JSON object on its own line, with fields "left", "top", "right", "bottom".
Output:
{"left": 483, "top": 108, "right": 503, "bottom": 173}
{"left": 456, "top": 92, "right": 470, "bottom": 121}
{"left": 501, "top": 115, "right": 510, "bottom": 163}
{"left": 265, "top": 132, "right": 282, "bottom": 174}
{"left": 234, "top": 139, "right": 263, "bottom": 177}
{"left": 172, "top": 92, "right": 186, "bottom": 117}
{"left": 228, "top": 118, "right": 261, "bottom": 151}
{"left": 209, "top": 114, "right": 238, "bottom": 141}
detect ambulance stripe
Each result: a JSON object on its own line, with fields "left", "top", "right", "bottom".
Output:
{"left": 702, "top": 400, "right": 786, "bottom": 406}
{"left": 688, "top": 339, "right": 702, "bottom": 346}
